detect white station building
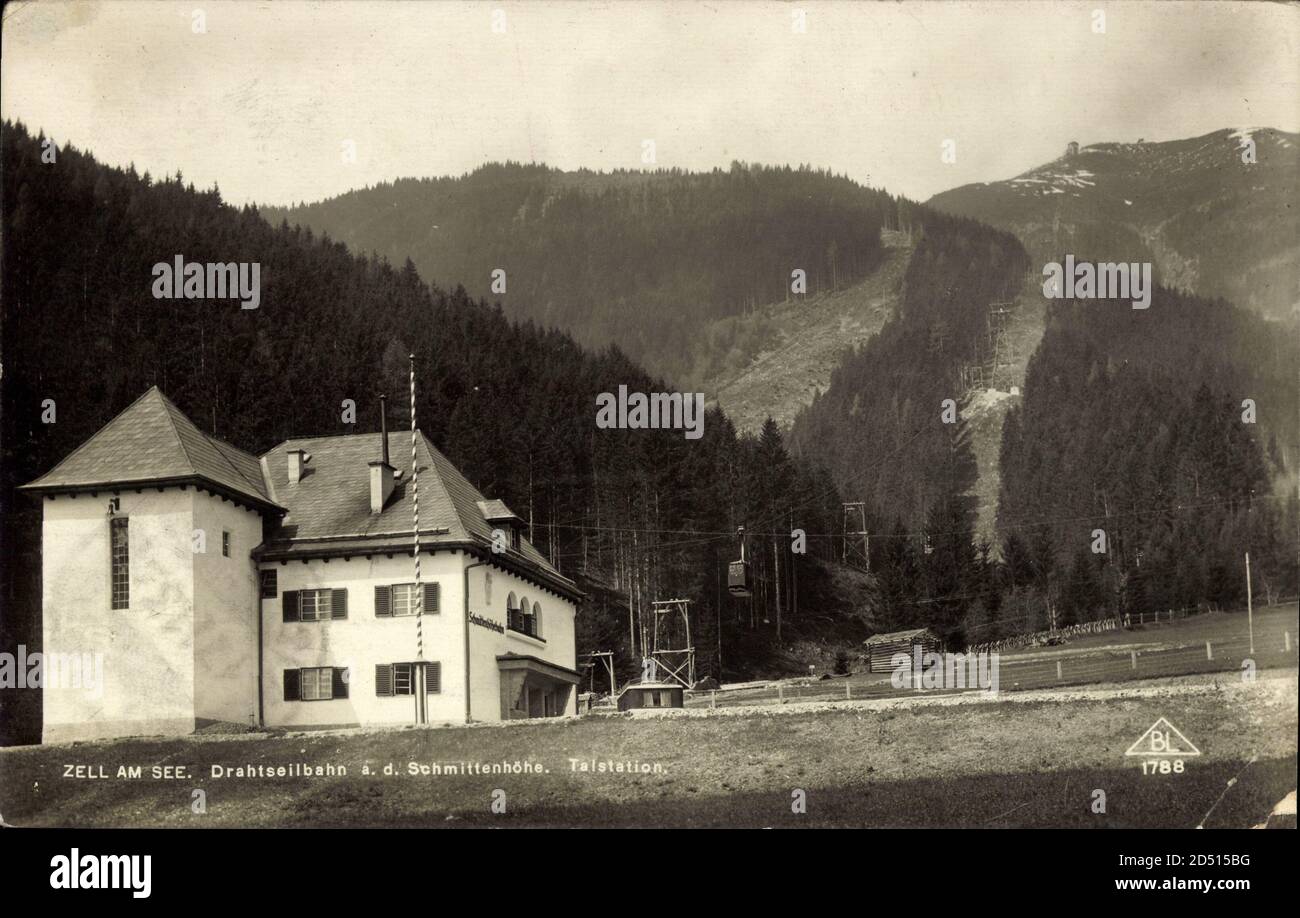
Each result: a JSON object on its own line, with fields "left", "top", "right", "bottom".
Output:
{"left": 21, "top": 387, "right": 583, "bottom": 742}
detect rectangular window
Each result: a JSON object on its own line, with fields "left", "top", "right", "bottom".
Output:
{"left": 222, "top": 531, "right": 231, "bottom": 557}
{"left": 260, "top": 569, "right": 278, "bottom": 599}
{"left": 393, "top": 662, "right": 413, "bottom": 695}
{"left": 299, "top": 589, "right": 332, "bottom": 622}
{"left": 392, "top": 584, "right": 418, "bottom": 617}
{"left": 390, "top": 583, "right": 439, "bottom": 617}
{"left": 300, "top": 667, "right": 334, "bottom": 701}
{"left": 375, "top": 662, "right": 441, "bottom": 696}
{"left": 284, "top": 667, "right": 348, "bottom": 701}
{"left": 110, "top": 517, "right": 129, "bottom": 610}
{"left": 283, "top": 589, "right": 346, "bottom": 622}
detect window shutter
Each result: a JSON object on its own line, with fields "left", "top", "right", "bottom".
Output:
{"left": 283, "top": 669, "right": 300, "bottom": 701}
{"left": 425, "top": 661, "right": 441, "bottom": 694}
{"left": 282, "top": 590, "right": 299, "bottom": 623}
{"left": 331, "top": 588, "right": 348, "bottom": 619}
{"left": 333, "top": 667, "right": 349, "bottom": 699}
{"left": 374, "top": 585, "right": 392, "bottom": 617}
{"left": 375, "top": 663, "right": 392, "bottom": 696}
{"left": 424, "top": 582, "right": 440, "bottom": 614}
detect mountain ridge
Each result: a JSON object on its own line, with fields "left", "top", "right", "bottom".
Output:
{"left": 927, "top": 127, "right": 1300, "bottom": 322}
{"left": 261, "top": 161, "right": 898, "bottom": 383}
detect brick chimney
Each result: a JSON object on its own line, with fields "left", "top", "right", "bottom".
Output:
{"left": 369, "top": 395, "right": 395, "bottom": 513}
{"left": 287, "top": 448, "right": 309, "bottom": 484}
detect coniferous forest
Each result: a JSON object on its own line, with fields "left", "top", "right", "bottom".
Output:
{"left": 791, "top": 213, "right": 1298, "bottom": 647}
{"left": 789, "top": 210, "right": 1030, "bottom": 643}
{"left": 994, "top": 292, "right": 1299, "bottom": 638}
{"left": 262, "top": 163, "right": 896, "bottom": 380}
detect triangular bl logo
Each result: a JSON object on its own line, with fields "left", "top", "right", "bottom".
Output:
{"left": 1125, "top": 717, "right": 1201, "bottom": 757}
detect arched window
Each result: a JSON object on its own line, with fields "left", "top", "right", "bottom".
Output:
{"left": 518, "top": 595, "right": 533, "bottom": 637}
{"left": 505, "top": 592, "right": 540, "bottom": 638}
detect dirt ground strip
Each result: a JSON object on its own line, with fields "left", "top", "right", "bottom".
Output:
{"left": 1, "top": 669, "right": 1294, "bottom": 827}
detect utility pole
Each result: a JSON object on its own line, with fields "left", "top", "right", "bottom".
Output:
{"left": 716, "top": 562, "right": 723, "bottom": 677}
{"left": 790, "top": 509, "right": 798, "bottom": 622}
{"left": 628, "top": 599, "right": 637, "bottom": 668}
{"left": 773, "top": 538, "right": 782, "bottom": 641}
{"left": 1246, "top": 552, "right": 1255, "bottom": 654}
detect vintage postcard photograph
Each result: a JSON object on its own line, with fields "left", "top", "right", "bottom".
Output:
{"left": 0, "top": 0, "right": 1296, "bottom": 896}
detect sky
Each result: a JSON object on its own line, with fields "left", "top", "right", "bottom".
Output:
{"left": 2, "top": 0, "right": 1297, "bottom": 207}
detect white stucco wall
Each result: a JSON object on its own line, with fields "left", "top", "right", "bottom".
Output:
{"left": 261, "top": 549, "right": 577, "bottom": 727}
{"left": 38, "top": 485, "right": 579, "bottom": 739}
{"left": 466, "top": 560, "right": 578, "bottom": 720}
{"left": 261, "top": 551, "right": 469, "bottom": 727}
{"left": 40, "top": 489, "right": 198, "bottom": 742}
{"left": 191, "top": 493, "right": 262, "bottom": 727}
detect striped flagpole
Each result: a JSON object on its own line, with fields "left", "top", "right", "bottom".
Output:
{"left": 410, "top": 353, "right": 426, "bottom": 724}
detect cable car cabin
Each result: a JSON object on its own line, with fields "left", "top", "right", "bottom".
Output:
{"left": 727, "top": 560, "right": 752, "bottom": 597}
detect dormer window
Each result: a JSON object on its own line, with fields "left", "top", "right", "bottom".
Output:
{"left": 478, "top": 499, "right": 525, "bottom": 554}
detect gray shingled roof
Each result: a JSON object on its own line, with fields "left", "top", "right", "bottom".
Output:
{"left": 22, "top": 388, "right": 578, "bottom": 600}
{"left": 477, "top": 499, "right": 521, "bottom": 523}
{"left": 863, "top": 627, "right": 938, "bottom": 645}
{"left": 20, "top": 387, "right": 276, "bottom": 509}
{"left": 260, "top": 431, "right": 574, "bottom": 594}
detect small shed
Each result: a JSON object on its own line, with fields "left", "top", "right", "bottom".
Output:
{"left": 617, "top": 682, "right": 684, "bottom": 711}
{"left": 863, "top": 627, "right": 941, "bottom": 673}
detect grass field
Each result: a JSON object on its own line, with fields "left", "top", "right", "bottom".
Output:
{"left": 688, "top": 604, "right": 1299, "bottom": 709}
{"left": 1, "top": 666, "right": 1294, "bottom": 828}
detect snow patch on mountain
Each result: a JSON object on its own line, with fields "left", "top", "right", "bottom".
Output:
{"left": 1009, "top": 168, "right": 1097, "bottom": 196}
{"left": 964, "top": 387, "right": 1018, "bottom": 419}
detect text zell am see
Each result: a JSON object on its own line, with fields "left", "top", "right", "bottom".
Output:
{"left": 64, "top": 759, "right": 666, "bottom": 780}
